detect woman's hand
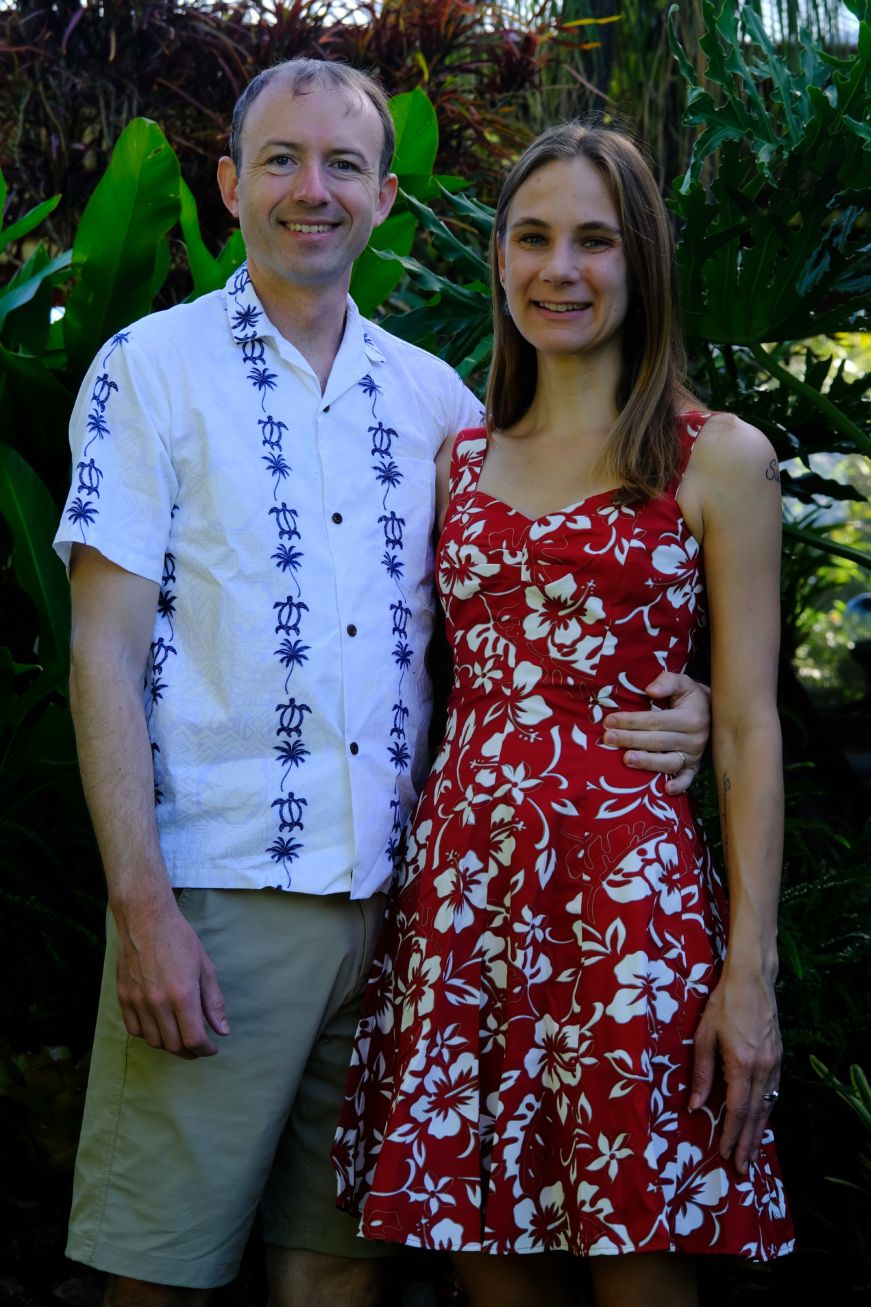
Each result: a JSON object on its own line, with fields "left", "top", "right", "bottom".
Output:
{"left": 689, "top": 964, "right": 782, "bottom": 1174}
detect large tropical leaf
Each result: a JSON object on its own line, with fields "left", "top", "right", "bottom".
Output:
{"left": 0, "top": 444, "right": 70, "bottom": 665}
{"left": 669, "top": 2, "right": 871, "bottom": 346}
{"left": 63, "top": 119, "right": 181, "bottom": 374}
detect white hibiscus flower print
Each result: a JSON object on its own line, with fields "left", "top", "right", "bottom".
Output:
{"left": 605, "top": 951, "right": 679, "bottom": 1025}
{"left": 439, "top": 540, "right": 500, "bottom": 599}
{"left": 603, "top": 835, "right": 684, "bottom": 914}
{"left": 523, "top": 1014, "right": 580, "bottom": 1091}
{"left": 433, "top": 849, "right": 494, "bottom": 933}
{"left": 429, "top": 1217, "right": 468, "bottom": 1250}
{"left": 399, "top": 950, "right": 442, "bottom": 1031}
{"left": 660, "top": 1141, "right": 729, "bottom": 1235}
{"left": 409, "top": 1052, "right": 479, "bottom": 1138}
{"left": 514, "top": 1182, "right": 569, "bottom": 1251}
{"left": 651, "top": 530, "right": 702, "bottom": 611}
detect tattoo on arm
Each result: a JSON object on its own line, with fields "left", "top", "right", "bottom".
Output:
{"left": 765, "top": 459, "right": 781, "bottom": 483}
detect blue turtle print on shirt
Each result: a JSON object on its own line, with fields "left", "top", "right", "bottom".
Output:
{"left": 67, "top": 332, "right": 128, "bottom": 537}
{"left": 359, "top": 371, "right": 413, "bottom": 869}
{"left": 228, "top": 266, "right": 311, "bottom": 887}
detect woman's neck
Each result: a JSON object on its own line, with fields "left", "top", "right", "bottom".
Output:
{"left": 515, "top": 347, "right": 621, "bottom": 442}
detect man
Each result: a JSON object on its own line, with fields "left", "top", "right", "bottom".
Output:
{"left": 54, "top": 59, "right": 709, "bottom": 1307}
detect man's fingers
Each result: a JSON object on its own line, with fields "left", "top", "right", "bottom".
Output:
{"left": 200, "top": 961, "right": 231, "bottom": 1038}
{"left": 175, "top": 1003, "right": 218, "bottom": 1058}
{"left": 615, "top": 746, "right": 699, "bottom": 779}
{"left": 119, "top": 1001, "right": 144, "bottom": 1041}
{"left": 664, "top": 767, "right": 695, "bottom": 796}
{"left": 603, "top": 727, "right": 703, "bottom": 760}
{"left": 645, "top": 670, "right": 710, "bottom": 703}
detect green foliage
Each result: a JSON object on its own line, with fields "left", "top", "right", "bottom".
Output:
{"left": 0, "top": 1045, "right": 89, "bottom": 1174}
{"left": 811, "top": 1058, "right": 871, "bottom": 1201}
{"left": 665, "top": 0, "right": 871, "bottom": 567}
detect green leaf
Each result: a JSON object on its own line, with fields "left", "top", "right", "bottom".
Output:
{"left": 215, "top": 229, "right": 246, "bottom": 282}
{"left": 350, "top": 212, "right": 416, "bottom": 318}
{"left": 0, "top": 249, "right": 72, "bottom": 333}
{"left": 0, "top": 195, "right": 62, "bottom": 255}
{"left": 400, "top": 189, "right": 489, "bottom": 282}
{"left": 389, "top": 89, "right": 439, "bottom": 179}
{"left": 783, "top": 523, "right": 871, "bottom": 571}
{"left": 0, "top": 345, "right": 75, "bottom": 481}
{"left": 179, "top": 179, "right": 226, "bottom": 299}
{"left": 0, "top": 444, "right": 70, "bottom": 665}
{"left": 63, "top": 119, "right": 181, "bottom": 374}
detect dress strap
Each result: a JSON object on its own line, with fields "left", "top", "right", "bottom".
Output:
{"left": 448, "top": 427, "right": 489, "bottom": 500}
{"left": 673, "top": 410, "right": 713, "bottom": 489}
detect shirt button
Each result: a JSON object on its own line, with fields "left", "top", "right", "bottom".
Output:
{"left": 323, "top": 404, "right": 330, "bottom": 413}
{"left": 349, "top": 741, "right": 359, "bottom": 755}
{"left": 332, "top": 511, "right": 343, "bottom": 524}
{"left": 347, "top": 624, "right": 357, "bottom": 637}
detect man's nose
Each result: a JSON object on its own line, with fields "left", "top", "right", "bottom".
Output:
{"left": 289, "top": 158, "right": 331, "bottom": 204}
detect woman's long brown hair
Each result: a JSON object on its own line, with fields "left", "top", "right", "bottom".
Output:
{"left": 486, "top": 122, "right": 691, "bottom": 503}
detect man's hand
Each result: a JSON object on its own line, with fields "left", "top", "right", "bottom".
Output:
{"left": 114, "top": 895, "right": 230, "bottom": 1059}
{"left": 602, "top": 670, "right": 711, "bottom": 795}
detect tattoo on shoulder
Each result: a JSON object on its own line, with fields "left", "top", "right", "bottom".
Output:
{"left": 765, "top": 459, "right": 781, "bottom": 483}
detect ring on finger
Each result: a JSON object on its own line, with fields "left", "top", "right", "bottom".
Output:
{"left": 762, "top": 1089, "right": 780, "bottom": 1103}
{"left": 669, "top": 750, "right": 687, "bottom": 778}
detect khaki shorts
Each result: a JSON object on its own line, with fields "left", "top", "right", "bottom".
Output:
{"left": 67, "top": 888, "right": 391, "bottom": 1289}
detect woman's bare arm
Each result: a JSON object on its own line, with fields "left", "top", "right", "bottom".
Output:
{"left": 679, "top": 412, "right": 784, "bottom": 1174}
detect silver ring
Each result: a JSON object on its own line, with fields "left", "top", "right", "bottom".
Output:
{"left": 762, "top": 1090, "right": 780, "bottom": 1102}
{"left": 670, "top": 750, "right": 687, "bottom": 777}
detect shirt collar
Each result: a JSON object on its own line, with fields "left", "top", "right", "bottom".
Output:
{"left": 224, "top": 263, "right": 385, "bottom": 361}
{"left": 223, "top": 264, "right": 387, "bottom": 401}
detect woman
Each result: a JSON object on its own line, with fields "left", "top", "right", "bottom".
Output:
{"left": 333, "top": 123, "right": 794, "bottom": 1306}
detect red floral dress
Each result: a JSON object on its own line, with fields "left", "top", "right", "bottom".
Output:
{"left": 333, "top": 416, "right": 794, "bottom": 1261}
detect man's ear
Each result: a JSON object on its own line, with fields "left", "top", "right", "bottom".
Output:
{"left": 373, "top": 172, "right": 399, "bottom": 229}
{"left": 217, "top": 156, "right": 240, "bottom": 218}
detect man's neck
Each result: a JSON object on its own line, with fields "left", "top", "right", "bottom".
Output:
{"left": 250, "top": 272, "right": 350, "bottom": 392}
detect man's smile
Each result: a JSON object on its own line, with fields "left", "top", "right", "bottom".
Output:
{"left": 280, "top": 221, "right": 339, "bottom": 233}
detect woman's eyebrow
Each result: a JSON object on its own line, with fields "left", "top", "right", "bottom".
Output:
{"left": 508, "top": 216, "right": 623, "bottom": 235}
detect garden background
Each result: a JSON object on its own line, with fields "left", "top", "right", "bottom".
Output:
{"left": 0, "top": 0, "right": 869, "bottom": 1303}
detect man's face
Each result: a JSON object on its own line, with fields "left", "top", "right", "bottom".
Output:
{"left": 218, "top": 78, "right": 397, "bottom": 300}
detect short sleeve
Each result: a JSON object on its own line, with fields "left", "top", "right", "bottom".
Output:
{"left": 450, "top": 369, "right": 485, "bottom": 437}
{"left": 53, "top": 330, "right": 178, "bottom": 583}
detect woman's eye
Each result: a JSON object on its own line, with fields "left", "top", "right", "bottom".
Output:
{"left": 269, "top": 154, "right": 292, "bottom": 167}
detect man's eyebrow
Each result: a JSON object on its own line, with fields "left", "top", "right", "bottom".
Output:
{"left": 508, "top": 216, "right": 623, "bottom": 236}
{"left": 256, "top": 139, "right": 370, "bottom": 163}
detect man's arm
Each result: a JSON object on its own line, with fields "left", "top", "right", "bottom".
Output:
{"left": 69, "top": 543, "right": 229, "bottom": 1058}
{"left": 603, "top": 671, "right": 711, "bottom": 795}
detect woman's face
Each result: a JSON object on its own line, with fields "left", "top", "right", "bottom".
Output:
{"left": 498, "top": 155, "right": 630, "bottom": 366}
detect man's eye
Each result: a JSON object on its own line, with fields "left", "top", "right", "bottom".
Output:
{"left": 333, "top": 159, "right": 359, "bottom": 172}
{"left": 269, "top": 154, "right": 292, "bottom": 167}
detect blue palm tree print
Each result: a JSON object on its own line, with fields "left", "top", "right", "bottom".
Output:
{"left": 359, "top": 363, "right": 415, "bottom": 873}
{"left": 272, "top": 544, "right": 304, "bottom": 575}
{"left": 230, "top": 269, "right": 311, "bottom": 885}
{"left": 67, "top": 497, "right": 99, "bottom": 538}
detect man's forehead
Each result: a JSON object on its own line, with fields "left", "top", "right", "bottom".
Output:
{"left": 244, "top": 78, "right": 376, "bottom": 142}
